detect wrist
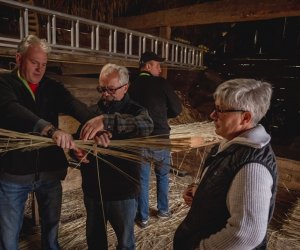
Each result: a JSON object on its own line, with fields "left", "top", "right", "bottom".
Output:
{"left": 43, "top": 125, "right": 59, "bottom": 138}
{"left": 47, "top": 126, "right": 59, "bottom": 138}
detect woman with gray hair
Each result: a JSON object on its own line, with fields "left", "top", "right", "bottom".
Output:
{"left": 174, "top": 79, "right": 277, "bottom": 250}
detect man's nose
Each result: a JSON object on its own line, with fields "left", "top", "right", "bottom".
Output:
{"left": 103, "top": 91, "right": 110, "bottom": 97}
{"left": 36, "top": 64, "right": 42, "bottom": 71}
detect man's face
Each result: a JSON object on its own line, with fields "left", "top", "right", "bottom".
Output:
{"left": 98, "top": 71, "right": 128, "bottom": 103}
{"left": 16, "top": 45, "right": 47, "bottom": 83}
{"left": 145, "top": 60, "right": 162, "bottom": 76}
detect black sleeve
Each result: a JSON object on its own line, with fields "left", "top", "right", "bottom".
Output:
{"left": 49, "top": 79, "right": 95, "bottom": 124}
{"left": 0, "top": 74, "right": 42, "bottom": 132}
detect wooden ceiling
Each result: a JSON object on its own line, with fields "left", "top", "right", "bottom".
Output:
{"left": 115, "top": 0, "right": 300, "bottom": 29}
{"left": 30, "top": 0, "right": 300, "bottom": 50}
{"left": 113, "top": 0, "right": 300, "bottom": 54}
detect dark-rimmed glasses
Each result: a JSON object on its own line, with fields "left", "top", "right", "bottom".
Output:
{"left": 96, "top": 84, "right": 126, "bottom": 94}
{"left": 213, "top": 106, "right": 248, "bottom": 114}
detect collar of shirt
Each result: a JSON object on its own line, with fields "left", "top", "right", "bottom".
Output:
{"left": 17, "top": 70, "right": 37, "bottom": 100}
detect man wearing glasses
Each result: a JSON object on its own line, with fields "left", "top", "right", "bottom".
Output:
{"left": 174, "top": 79, "right": 277, "bottom": 250}
{"left": 76, "top": 63, "right": 153, "bottom": 250}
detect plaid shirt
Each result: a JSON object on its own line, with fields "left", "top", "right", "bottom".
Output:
{"left": 81, "top": 93, "right": 153, "bottom": 200}
{"left": 90, "top": 93, "right": 153, "bottom": 139}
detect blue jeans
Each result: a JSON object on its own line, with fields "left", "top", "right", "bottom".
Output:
{"left": 137, "top": 149, "right": 170, "bottom": 221}
{"left": 84, "top": 195, "right": 137, "bottom": 250}
{"left": 0, "top": 179, "right": 62, "bottom": 250}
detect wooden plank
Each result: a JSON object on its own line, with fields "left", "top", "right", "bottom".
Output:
{"left": 114, "top": 0, "right": 300, "bottom": 29}
{"left": 60, "top": 63, "right": 101, "bottom": 75}
{"left": 0, "top": 48, "right": 139, "bottom": 68}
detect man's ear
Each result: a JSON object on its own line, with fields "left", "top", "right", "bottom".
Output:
{"left": 16, "top": 53, "right": 22, "bottom": 66}
{"left": 145, "top": 62, "right": 151, "bottom": 71}
{"left": 123, "top": 83, "right": 129, "bottom": 93}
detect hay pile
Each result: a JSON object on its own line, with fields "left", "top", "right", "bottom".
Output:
{"left": 20, "top": 173, "right": 300, "bottom": 250}
{"left": 20, "top": 170, "right": 194, "bottom": 250}
{"left": 268, "top": 191, "right": 300, "bottom": 250}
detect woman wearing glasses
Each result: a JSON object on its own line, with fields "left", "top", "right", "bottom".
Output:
{"left": 174, "top": 79, "right": 277, "bottom": 250}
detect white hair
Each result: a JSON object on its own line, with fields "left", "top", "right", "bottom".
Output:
{"left": 99, "top": 63, "right": 129, "bottom": 86}
{"left": 214, "top": 78, "right": 273, "bottom": 124}
{"left": 17, "top": 35, "right": 51, "bottom": 54}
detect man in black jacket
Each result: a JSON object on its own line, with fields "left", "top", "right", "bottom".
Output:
{"left": 129, "top": 51, "right": 182, "bottom": 228}
{"left": 75, "top": 63, "right": 153, "bottom": 250}
{"left": 0, "top": 35, "right": 93, "bottom": 250}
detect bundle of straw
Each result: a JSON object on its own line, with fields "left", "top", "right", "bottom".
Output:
{"left": 0, "top": 122, "right": 220, "bottom": 162}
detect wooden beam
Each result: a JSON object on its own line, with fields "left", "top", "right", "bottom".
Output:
{"left": 114, "top": 0, "right": 300, "bottom": 29}
{"left": 0, "top": 48, "right": 139, "bottom": 68}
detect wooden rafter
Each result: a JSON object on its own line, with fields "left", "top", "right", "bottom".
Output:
{"left": 114, "top": 0, "right": 300, "bottom": 29}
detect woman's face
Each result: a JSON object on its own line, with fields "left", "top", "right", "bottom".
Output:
{"left": 210, "top": 98, "right": 251, "bottom": 140}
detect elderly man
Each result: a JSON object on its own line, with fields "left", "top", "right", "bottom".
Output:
{"left": 76, "top": 63, "right": 153, "bottom": 250}
{"left": 173, "top": 79, "right": 277, "bottom": 250}
{"left": 0, "top": 35, "right": 93, "bottom": 250}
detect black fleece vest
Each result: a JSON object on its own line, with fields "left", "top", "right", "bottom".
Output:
{"left": 174, "top": 143, "right": 277, "bottom": 250}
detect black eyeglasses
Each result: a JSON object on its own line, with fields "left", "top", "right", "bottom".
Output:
{"left": 213, "top": 106, "right": 248, "bottom": 114}
{"left": 96, "top": 84, "right": 126, "bottom": 94}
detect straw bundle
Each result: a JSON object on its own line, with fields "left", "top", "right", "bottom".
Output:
{"left": 0, "top": 128, "right": 192, "bottom": 159}
{"left": 0, "top": 121, "right": 220, "bottom": 163}
{"left": 170, "top": 121, "right": 221, "bottom": 149}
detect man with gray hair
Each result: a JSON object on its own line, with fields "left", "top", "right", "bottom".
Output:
{"left": 174, "top": 79, "right": 277, "bottom": 250}
{"left": 75, "top": 63, "right": 153, "bottom": 249}
{"left": 0, "top": 35, "right": 94, "bottom": 249}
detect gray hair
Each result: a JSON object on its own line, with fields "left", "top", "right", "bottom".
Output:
{"left": 17, "top": 35, "right": 51, "bottom": 54}
{"left": 214, "top": 78, "right": 273, "bottom": 124}
{"left": 99, "top": 63, "right": 129, "bottom": 86}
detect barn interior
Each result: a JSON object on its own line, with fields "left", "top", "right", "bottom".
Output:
{"left": 0, "top": 0, "right": 300, "bottom": 249}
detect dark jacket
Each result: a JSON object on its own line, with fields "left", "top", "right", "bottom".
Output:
{"left": 129, "top": 71, "right": 182, "bottom": 136}
{"left": 80, "top": 94, "right": 153, "bottom": 201}
{"left": 0, "top": 70, "right": 92, "bottom": 181}
{"left": 174, "top": 143, "right": 277, "bottom": 250}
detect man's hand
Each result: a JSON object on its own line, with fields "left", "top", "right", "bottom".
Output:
{"left": 72, "top": 148, "right": 89, "bottom": 164}
{"left": 80, "top": 115, "right": 105, "bottom": 141}
{"left": 94, "top": 130, "right": 112, "bottom": 147}
{"left": 52, "top": 130, "right": 75, "bottom": 149}
{"left": 183, "top": 183, "right": 197, "bottom": 207}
